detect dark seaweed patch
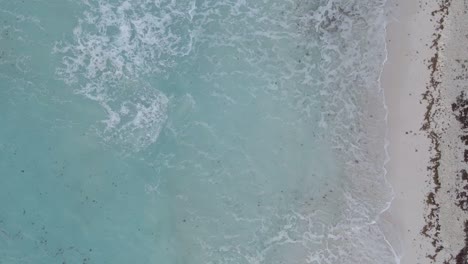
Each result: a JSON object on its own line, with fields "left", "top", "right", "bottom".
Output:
{"left": 421, "top": 0, "right": 452, "bottom": 262}
{"left": 455, "top": 221, "right": 468, "bottom": 264}
{"left": 456, "top": 170, "right": 468, "bottom": 211}
{"left": 452, "top": 92, "right": 468, "bottom": 130}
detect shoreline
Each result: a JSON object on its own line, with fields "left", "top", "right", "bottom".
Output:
{"left": 382, "top": 0, "right": 436, "bottom": 262}
{"left": 383, "top": 0, "right": 468, "bottom": 263}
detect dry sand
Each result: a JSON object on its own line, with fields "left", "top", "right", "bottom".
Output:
{"left": 383, "top": 0, "right": 468, "bottom": 263}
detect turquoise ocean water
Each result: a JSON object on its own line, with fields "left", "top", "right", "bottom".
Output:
{"left": 0, "top": 0, "right": 397, "bottom": 263}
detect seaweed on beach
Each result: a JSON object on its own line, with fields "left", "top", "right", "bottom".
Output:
{"left": 452, "top": 91, "right": 468, "bottom": 130}
{"left": 455, "top": 170, "right": 468, "bottom": 211}
{"left": 455, "top": 221, "right": 468, "bottom": 264}
{"left": 453, "top": 90, "right": 468, "bottom": 214}
{"left": 421, "top": 0, "right": 452, "bottom": 262}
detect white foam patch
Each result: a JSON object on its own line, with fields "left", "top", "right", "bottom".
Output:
{"left": 101, "top": 84, "right": 169, "bottom": 151}
{"left": 56, "top": 0, "right": 195, "bottom": 81}
{"left": 55, "top": 0, "right": 196, "bottom": 150}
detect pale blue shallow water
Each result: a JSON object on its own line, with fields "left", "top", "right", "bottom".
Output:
{"left": 0, "top": 0, "right": 395, "bottom": 263}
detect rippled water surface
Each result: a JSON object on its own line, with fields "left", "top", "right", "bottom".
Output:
{"left": 0, "top": 0, "right": 395, "bottom": 263}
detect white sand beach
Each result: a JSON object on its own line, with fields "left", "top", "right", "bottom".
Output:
{"left": 384, "top": 0, "right": 468, "bottom": 263}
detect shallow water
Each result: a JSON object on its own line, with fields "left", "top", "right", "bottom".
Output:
{"left": 0, "top": 0, "right": 395, "bottom": 263}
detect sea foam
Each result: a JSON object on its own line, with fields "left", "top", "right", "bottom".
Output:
{"left": 55, "top": 0, "right": 197, "bottom": 151}
{"left": 55, "top": 0, "right": 396, "bottom": 263}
